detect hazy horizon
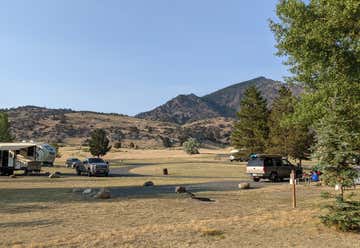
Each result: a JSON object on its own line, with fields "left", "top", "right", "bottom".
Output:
{"left": 0, "top": 1, "right": 288, "bottom": 115}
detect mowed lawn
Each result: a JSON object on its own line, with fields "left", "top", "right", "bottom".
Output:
{"left": 0, "top": 148, "right": 358, "bottom": 248}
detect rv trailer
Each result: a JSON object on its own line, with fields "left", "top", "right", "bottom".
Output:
{"left": 0, "top": 143, "right": 42, "bottom": 175}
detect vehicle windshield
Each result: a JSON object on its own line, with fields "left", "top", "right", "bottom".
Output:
{"left": 88, "top": 158, "right": 105, "bottom": 163}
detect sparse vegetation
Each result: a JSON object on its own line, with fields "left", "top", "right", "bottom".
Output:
{"left": 183, "top": 137, "right": 200, "bottom": 154}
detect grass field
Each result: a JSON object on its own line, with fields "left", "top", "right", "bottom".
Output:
{"left": 0, "top": 148, "right": 358, "bottom": 248}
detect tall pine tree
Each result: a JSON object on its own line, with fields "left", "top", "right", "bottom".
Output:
{"left": 267, "top": 86, "right": 314, "bottom": 164}
{"left": 231, "top": 86, "right": 269, "bottom": 155}
{"left": 0, "top": 112, "right": 13, "bottom": 142}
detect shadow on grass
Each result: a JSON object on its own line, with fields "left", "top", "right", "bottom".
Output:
{"left": 0, "top": 219, "right": 61, "bottom": 228}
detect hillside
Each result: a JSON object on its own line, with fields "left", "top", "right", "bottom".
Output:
{"left": 4, "top": 106, "right": 232, "bottom": 147}
{"left": 136, "top": 77, "right": 303, "bottom": 124}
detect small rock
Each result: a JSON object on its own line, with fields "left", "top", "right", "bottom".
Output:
{"left": 83, "top": 188, "right": 93, "bottom": 194}
{"left": 95, "top": 188, "right": 111, "bottom": 199}
{"left": 9, "top": 174, "right": 16, "bottom": 178}
{"left": 238, "top": 182, "right": 250, "bottom": 189}
{"left": 49, "top": 173, "right": 61, "bottom": 178}
{"left": 143, "top": 181, "right": 154, "bottom": 187}
{"left": 72, "top": 188, "right": 83, "bottom": 193}
{"left": 175, "top": 186, "right": 187, "bottom": 193}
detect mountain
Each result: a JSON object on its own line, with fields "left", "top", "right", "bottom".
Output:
{"left": 136, "top": 77, "right": 303, "bottom": 124}
{"left": 136, "top": 94, "right": 222, "bottom": 124}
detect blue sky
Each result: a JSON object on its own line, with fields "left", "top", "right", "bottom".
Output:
{"left": 0, "top": 0, "right": 288, "bottom": 115}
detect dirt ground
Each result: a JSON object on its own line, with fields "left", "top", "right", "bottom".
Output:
{"left": 0, "top": 148, "right": 358, "bottom": 248}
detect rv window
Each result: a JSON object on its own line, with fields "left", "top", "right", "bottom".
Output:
{"left": 27, "top": 147, "right": 35, "bottom": 157}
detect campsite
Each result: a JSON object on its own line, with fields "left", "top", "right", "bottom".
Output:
{"left": 0, "top": 147, "right": 359, "bottom": 247}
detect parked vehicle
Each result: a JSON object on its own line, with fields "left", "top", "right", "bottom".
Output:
{"left": 36, "top": 143, "right": 56, "bottom": 166}
{"left": 246, "top": 154, "right": 302, "bottom": 182}
{"left": 65, "top": 158, "right": 82, "bottom": 168}
{"left": 76, "top": 158, "right": 109, "bottom": 177}
{"left": 229, "top": 149, "right": 248, "bottom": 162}
{"left": 0, "top": 143, "right": 42, "bottom": 175}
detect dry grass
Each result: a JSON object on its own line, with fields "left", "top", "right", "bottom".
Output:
{"left": 0, "top": 148, "right": 359, "bottom": 248}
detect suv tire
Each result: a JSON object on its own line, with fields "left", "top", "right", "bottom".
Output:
{"left": 270, "top": 172, "right": 278, "bottom": 182}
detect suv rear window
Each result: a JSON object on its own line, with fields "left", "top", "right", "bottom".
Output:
{"left": 247, "top": 159, "right": 263, "bottom": 167}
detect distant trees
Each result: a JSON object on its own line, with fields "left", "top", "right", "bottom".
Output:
{"left": 89, "top": 129, "right": 112, "bottom": 157}
{"left": 0, "top": 112, "right": 13, "bottom": 142}
{"left": 231, "top": 86, "right": 269, "bottom": 155}
{"left": 183, "top": 138, "right": 200, "bottom": 155}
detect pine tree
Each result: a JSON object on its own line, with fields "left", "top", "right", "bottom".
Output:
{"left": 231, "top": 86, "right": 269, "bottom": 155}
{"left": 0, "top": 112, "right": 13, "bottom": 142}
{"left": 88, "top": 129, "right": 112, "bottom": 157}
{"left": 267, "top": 86, "right": 314, "bottom": 164}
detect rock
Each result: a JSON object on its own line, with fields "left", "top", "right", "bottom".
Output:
{"left": 95, "top": 188, "right": 111, "bottom": 199}
{"left": 72, "top": 188, "right": 83, "bottom": 193}
{"left": 49, "top": 173, "right": 60, "bottom": 178}
{"left": 9, "top": 175, "right": 16, "bottom": 178}
{"left": 175, "top": 186, "right": 187, "bottom": 193}
{"left": 83, "top": 188, "right": 93, "bottom": 194}
{"left": 143, "top": 181, "right": 154, "bottom": 187}
{"left": 238, "top": 182, "right": 250, "bottom": 189}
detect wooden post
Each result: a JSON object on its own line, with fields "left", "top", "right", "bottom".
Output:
{"left": 291, "top": 169, "right": 296, "bottom": 208}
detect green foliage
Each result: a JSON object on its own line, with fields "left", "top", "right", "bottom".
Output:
{"left": 320, "top": 197, "right": 360, "bottom": 232}
{"left": 271, "top": 0, "right": 360, "bottom": 232}
{"left": 88, "top": 129, "right": 112, "bottom": 157}
{"left": 0, "top": 112, "right": 13, "bottom": 142}
{"left": 231, "top": 86, "right": 269, "bottom": 154}
{"left": 183, "top": 138, "right": 200, "bottom": 155}
{"left": 268, "top": 86, "right": 314, "bottom": 162}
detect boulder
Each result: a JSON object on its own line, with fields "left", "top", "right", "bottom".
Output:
{"left": 143, "top": 181, "right": 154, "bottom": 187}
{"left": 95, "top": 188, "right": 111, "bottom": 199}
{"left": 49, "top": 173, "right": 61, "bottom": 178}
{"left": 175, "top": 186, "right": 187, "bottom": 193}
{"left": 72, "top": 188, "right": 83, "bottom": 193}
{"left": 238, "top": 182, "right": 250, "bottom": 189}
{"left": 83, "top": 188, "right": 93, "bottom": 194}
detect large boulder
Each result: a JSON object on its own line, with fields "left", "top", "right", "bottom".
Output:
{"left": 143, "top": 181, "right": 154, "bottom": 187}
{"left": 238, "top": 182, "right": 250, "bottom": 189}
{"left": 95, "top": 188, "right": 111, "bottom": 199}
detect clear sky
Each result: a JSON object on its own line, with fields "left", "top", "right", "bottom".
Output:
{"left": 0, "top": 0, "right": 288, "bottom": 115}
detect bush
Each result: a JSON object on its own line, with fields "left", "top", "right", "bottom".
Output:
{"left": 320, "top": 196, "right": 360, "bottom": 232}
{"left": 183, "top": 138, "right": 200, "bottom": 155}
{"left": 129, "top": 142, "right": 135, "bottom": 149}
{"left": 114, "top": 142, "right": 122, "bottom": 149}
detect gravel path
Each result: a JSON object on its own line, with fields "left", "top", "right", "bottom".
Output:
{"left": 109, "top": 163, "right": 265, "bottom": 198}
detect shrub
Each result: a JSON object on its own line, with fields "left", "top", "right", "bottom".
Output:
{"left": 129, "top": 142, "right": 135, "bottom": 149}
{"left": 320, "top": 194, "right": 360, "bottom": 232}
{"left": 183, "top": 138, "right": 200, "bottom": 155}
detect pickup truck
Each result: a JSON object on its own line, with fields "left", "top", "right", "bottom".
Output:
{"left": 76, "top": 158, "right": 109, "bottom": 177}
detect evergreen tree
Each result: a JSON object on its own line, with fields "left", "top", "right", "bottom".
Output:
{"left": 267, "top": 86, "right": 314, "bottom": 164}
{"left": 0, "top": 112, "right": 13, "bottom": 142}
{"left": 231, "top": 86, "right": 269, "bottom": 154}
{"left": 88, "top": 129, "right": 112, "bottom": 157}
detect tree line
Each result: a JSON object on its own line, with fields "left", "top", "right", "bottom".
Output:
{"left": 231, "top": 85, "right": 313, "bottom": 165}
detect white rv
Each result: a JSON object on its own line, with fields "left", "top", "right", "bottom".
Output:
{"left": 36, "top": 143, "right": 56, "bottom": 166}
